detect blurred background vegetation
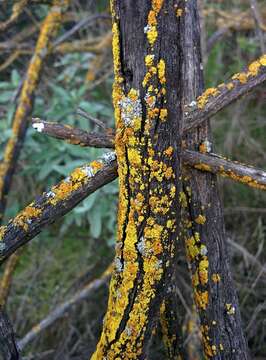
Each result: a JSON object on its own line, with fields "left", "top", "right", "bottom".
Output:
{"left": 0, "top": 0, "right": 265, "bottom": 359}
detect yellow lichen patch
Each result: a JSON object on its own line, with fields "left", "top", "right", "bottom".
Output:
{"left": 186, "top": 236, "right": 199, "bottom": 260}
{"left": 159, "top": 108, "right": 168, "bottom": 121}
{"left": 164, "top": 146, "right": 173, "bottom": 157}
{"left": 226, "top": 82, "right": 234, "bottom": 90}
{"left": 225, "top": 303, "right": 235, "bottom": 315}
{"left": 157, "top": 59, "right": 166, "bottom": 84}
{"left": 90, "top": 160, "right": 103, "bottom": 171}
{"left": 128, "top": 148, "right": 142, "bottom": 167}
{"left": 195, "top": 290, "right": 209, "bottom": 310}
{"left": 232, "top": 72, "right": 247, "bottom": 84}
{"left": 145, "top": 55, "right": 154, "bottom": 67}
{"left": 194, "top": 163, "right": 212, "bottom": 172}
{"left": 248, "top": 60, "right": 261, "bottom": 76}
{"left": 50, "top": 181, "right": 73, "bottom": 204}
{"left": 176, "top": 8, "right": 183, "bottom": 17}
{"left": 70, "top": 168, "right": 87, "bottom": 182}
{"left": 152, "top": 0, "right": 164, "bottom": 12}
{"left": 199, "top": 142, "right": 208, "bottom": 153}
{"left": 198, "top": 258, "right": 209, "bottom": 285}
{"left": 13, "top": 205, "right": 42, "bottom": 231}
{"left": 197, "top": 87, "right": 220, "bottom": 109}
{"left": 195, "top": 214, "right": 206, "bottom": 225}
{"left": 212, "top": 273, "right": 221, "bottom": 283}
{"left": 259, "top": 54, "right": 266, "bottom": 66}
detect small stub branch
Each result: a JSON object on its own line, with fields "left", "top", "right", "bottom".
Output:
{"left": 32, "top": 118, "right": 114, "bottom": 148}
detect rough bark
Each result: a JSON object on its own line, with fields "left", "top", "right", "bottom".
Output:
{"left": 180, "top": 0, "right": 249, "bottom": 358}
{"left": 92, "top": 1, "right": 183, "bottom": 358}
{"left": 0, "top": 307, "right": 20, "bottom": 360}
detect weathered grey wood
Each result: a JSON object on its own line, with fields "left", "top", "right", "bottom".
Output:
{"left": 179, "top": 0, "right": 249, "bottom": 358}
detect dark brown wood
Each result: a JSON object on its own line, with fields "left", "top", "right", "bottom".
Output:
{"left": 0, "top": 158, "right": 117, "bottom": 264}
{"left": 180, "top": 0, "right": 249, "bottom": 358}
{"left": 0, "top": 307, "right": 20, "bottom": 360}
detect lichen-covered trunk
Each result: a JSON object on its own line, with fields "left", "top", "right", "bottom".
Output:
{"left": 92, "top": 1, "right": 183, "bottom": 358}
{"left": 179, "top": 1, "right": 249, "bottom": 358}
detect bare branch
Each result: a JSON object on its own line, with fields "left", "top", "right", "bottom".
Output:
{"left": 0, "top": 155, "right": 117, "bottom": 264}
{"left": 32, "top": 118, "right": 114, "bottom": 148}
{"left": 18, "top": 265, "right": 112, "bottom": 350}
{"left": 183, "top": 55, "right": 266, "bottom": 132}
{"left": 182, "top": 150, "right": 266, "bottom": 191}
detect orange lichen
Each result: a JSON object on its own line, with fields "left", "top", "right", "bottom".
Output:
{"left": 176, "top": 8, "right": 183, "bottom": 17}
{"left": 194, "top": 163, "right": 212, "bottom": 172}
{"left": 13, "top": 205, "right": 42, "bottom": 231}
{"left": 164, "top": 146, "right": 173, "bottom": 157}
{"left": 197, "top": 87, "right": 220, "bottom": 109}
{"left": 195, "top": 290, "right": 209, "bottom": 310}
{"left": 232, "top": 72, "right": 247, "bottom": 84}
{"left": 195, "top": 214, "right": 206, "bottom": 225}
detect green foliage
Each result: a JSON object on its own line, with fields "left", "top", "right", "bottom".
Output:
{"left": 0, "top": 52, "right": 117, "bottom": 246}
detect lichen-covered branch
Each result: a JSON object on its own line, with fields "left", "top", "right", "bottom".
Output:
{"left": 183, "top": 54, "right": 266, "bottom": 132}
{"left": 0, "top": 154, "right": 117, "bottom": 264}
{"left": 32, "top": 118, "right": 114, "bottom": 148}
{"left": 0, "top": 248, "right": 23, "bottom": 306}
{"left": 92, "top": 1, "right": 182, "bottom": 358}
{"left": 0, "top": 0, "right": 69, "bottom": 219}
{"left": 18, "top": 265, "right": 112, "bottom": 351}
{"left": 180, "top": 1, "right": 249, "bottom": 358}
{"left": 0, "top": 0, "right": 29, "bottom": 31}
{"left": 182, "top": 150, "right": 266, "bottom": 191}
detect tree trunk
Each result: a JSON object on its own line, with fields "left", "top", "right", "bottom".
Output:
{"left": 179, "top": 0, "right": 249, "bottom": 358}
{"left": 92, "top": 1, "right": 183, "bottom": 358}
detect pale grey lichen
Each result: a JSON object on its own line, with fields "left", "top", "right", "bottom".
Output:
{"left": 119, "top": 92, "right": 142, "bottom": 127}
{"left": 114, "top": 257, "right": 123, "bottom": 273}
{"left": 101, "top": 151, "right": 116, "bottom": 164}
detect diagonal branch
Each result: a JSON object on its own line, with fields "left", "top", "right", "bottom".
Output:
{"left": 183, "top": 55, "right": 266, "bottom": 132}
{"left": 0, "top": 155, "right": 117, "bottom": 265}
{"left": 182, "top": 150, "right": 266, "bottom": 191}
{"left": 18, "top": 265, "right": 112, "bottom": 351}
